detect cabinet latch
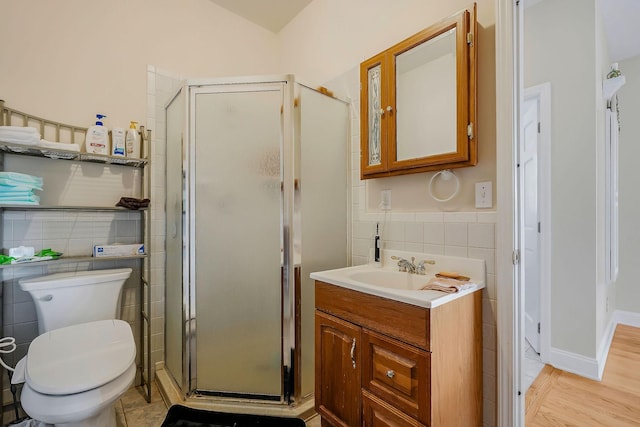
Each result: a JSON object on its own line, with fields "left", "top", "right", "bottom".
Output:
{"left": 467, "top": 32, "right": 474, "bottom": 45}
{"left": 467, "top": 123, "right": 474, "bottom": 139}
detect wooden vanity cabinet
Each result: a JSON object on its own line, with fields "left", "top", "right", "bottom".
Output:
{"left": 314, "top": 281, "right": 482, "bottom": 427}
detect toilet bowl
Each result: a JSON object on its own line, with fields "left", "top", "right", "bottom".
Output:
{"left": 17, "top": 320, "right": 136, "bottom": 427}
{"left": 16, "top": 269, "right": 135, "bottom": 427}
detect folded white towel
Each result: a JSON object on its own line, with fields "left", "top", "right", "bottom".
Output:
{"left": 0, "top": 135, "right": 39, "bottom": 146}
{"left": 0, "top": 127, "right": 41, "bottom": 146}
{"left": 38, "top": 139, "right": 80, "bottom": 152}
{"left": 0, "top": 126, "right": 40, "bottom": 135}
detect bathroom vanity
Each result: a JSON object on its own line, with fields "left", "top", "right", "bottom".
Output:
{"left": 312, "top": 251, "right": 484, "bottom": 426}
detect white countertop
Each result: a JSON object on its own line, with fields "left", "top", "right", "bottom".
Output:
{"left": 310, "top": 250, "right": 486, "bottom": 309}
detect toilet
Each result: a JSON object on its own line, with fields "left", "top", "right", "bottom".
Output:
{"left": 14, "top": 268, "right": 136, "bottom": 427}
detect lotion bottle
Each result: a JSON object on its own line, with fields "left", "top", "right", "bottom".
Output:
{"left": 111, "top": 127, "right": 126, "bottom": 156}
{"left": 85, "top": 114, "right": 109, "bottom": 154}
{"left": 125, "top": 121, "right": 140, "bottom": 158}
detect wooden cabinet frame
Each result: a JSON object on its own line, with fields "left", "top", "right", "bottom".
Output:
{"left": 360, "top": 3, "right": 478, "bottom": 179}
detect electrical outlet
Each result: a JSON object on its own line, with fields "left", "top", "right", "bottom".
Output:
{"left": 475, "top": 182, "right": 492, "bottom": 209}
{"left": 380, "top": 190, "right": 392, "bottom": 210}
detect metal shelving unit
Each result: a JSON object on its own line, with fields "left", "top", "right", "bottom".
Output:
{"left": 0, "top": 100, "right": 153, "bottom": 406}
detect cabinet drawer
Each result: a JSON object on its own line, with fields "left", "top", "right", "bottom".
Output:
{"left": 362, "top": 329, "right": 430, "bottom": 423}
{"left": 363, "top": 390, "right": 427, "bottom": 427}
{"left": 316, "top": 281, "right": 430, "bottom": 349}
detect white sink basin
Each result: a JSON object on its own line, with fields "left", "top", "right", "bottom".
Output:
{"left": 311, "top": 250, "right": 486, "bottom": 308}
{"left": 346, "top": 270, "right": 430, "bottom": 290}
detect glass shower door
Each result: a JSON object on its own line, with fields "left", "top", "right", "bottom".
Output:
{"left": 191, "top": 85, "right": 284, "bottom": 398}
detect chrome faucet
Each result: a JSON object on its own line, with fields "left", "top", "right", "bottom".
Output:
{"left": 392, "top": 256, "right": 435, "bottom": 275}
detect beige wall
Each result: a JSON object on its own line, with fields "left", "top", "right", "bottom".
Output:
{"left": 524, "top": 0, "right": 618, "bottom": 363}
{"left": 280, "top": 0, "right": 497, "bottom": 212}
{"left": 0, "top": 0, "right": 279, "bottom": 129}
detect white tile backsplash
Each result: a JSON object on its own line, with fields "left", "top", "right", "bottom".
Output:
{"left": 405, "top": 222, "right": 424, "bottom": 243}
{"left": 423, "top": 222, "right": 445, "bottom": 245}
{"left": 468, "top": 223, "right": 496, "bottom": 249}
{"left": 445, "top": 222, "right": 468, "bottom": 246}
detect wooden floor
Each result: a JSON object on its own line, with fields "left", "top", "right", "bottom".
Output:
{"left": 526, "top": 324, "right": 640, "bottom": 426}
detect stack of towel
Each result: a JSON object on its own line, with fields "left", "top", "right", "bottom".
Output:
{"left": 0, "top": 126, "right": 80, "bottom": 152}
{"left": 0, "top": 172, "right": 43, "bottom": 205}
{"left": 0, "top": 126, "right": 40, "bottom": 145}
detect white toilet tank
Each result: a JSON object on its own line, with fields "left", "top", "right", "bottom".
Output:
{"left": 19, "top": 268, "right": 132, "bottom": 334}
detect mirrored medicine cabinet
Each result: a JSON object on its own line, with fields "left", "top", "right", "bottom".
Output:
{"left": 360, "top": 3, "right": 478, "bottom": 179}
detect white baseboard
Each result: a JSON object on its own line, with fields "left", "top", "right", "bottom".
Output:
{"left": 548, "top": 309, "right": 640, "bottom": 381}
{"left": 613, "top": 310, "right": 640, "bottom": 328}
{"left": 548, "top": 347, "right": 600, "bottom": 381}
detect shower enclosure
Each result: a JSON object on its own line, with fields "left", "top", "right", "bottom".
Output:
{"left": 164, "top": 75, "right": 349, "bottom": 406}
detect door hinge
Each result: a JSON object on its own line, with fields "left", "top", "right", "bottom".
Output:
{"left": 512, "top": 249, "right": 520, "bottom": 265}
{"left": 538, "top": 222, "right": 541, "bottom": 233}
{"left": 538, "top": 122, "right": 541, "bottom": 133}
{"left": 538, "top": 322, "right": 541, "bottom": 333}
{"left": 467, "top": 123, "right": 474, "bottom": 139}
{"left": 467, "top": 32, "right": 474, "bottom": 45}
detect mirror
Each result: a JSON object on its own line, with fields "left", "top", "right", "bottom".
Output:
{"left": 396, "top": 27, "right": 457, "bottom": 161}
{"left": 360, "top": 4, "right": 477, "bottom": 179}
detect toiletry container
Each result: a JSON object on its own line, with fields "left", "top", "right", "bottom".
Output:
{"left": 111, "top": 127, "right": 126, "bottom": 156}
{"left": 125, "top": 121, "right": 140, "bottom": 158}
{"left": 85, "top": 114, "right": 110, "bottom": 155}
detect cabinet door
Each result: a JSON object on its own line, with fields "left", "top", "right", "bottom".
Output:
{"left": 362, "top": 329, "right": 430, "bottom": 424}
{"left": 363, "top": 391, "right": 427, "bottom": 427}
{"left": 315, "top": 311, "right": 361, "bottom": 427}
{"left": 360, "top": 51, "right": 392, "bottom": 177}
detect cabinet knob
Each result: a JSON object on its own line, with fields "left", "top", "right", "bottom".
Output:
{"left": 386, "top": 105, "right": 393, "bottom": 112}
{"left": 386, "top": 370, "right": 395, "bottom": 379}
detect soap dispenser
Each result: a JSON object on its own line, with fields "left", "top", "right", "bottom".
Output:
{"left": 85, "top": 114, "right": 109, "bottom": 155}
{"left": 125, "top": 121, "right": 140, "bottom": 158}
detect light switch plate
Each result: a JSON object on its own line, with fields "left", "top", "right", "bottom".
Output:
{"left": 475, "top": 181, "right": 492, "bottom": 209}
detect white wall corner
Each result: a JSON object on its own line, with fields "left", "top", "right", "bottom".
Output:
{"left": 596, "top": 313, "right": 618, "bottom": 380}
{"left": 548, "top": 347, "right": 601, "bottom": 381}
{"left": 613, "top": 309, "right": 640, "bottom": 328}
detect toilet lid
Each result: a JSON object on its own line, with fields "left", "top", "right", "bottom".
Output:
{"left": 26, "top": 319, "right": 136, "bottom": 395}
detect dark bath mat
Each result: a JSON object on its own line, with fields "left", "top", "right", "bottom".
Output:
{"left": 160, "top": 405, "right": 306, "bottom": 427}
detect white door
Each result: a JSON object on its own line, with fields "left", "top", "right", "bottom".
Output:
{"left": 522, "top": 97, "right": 541, "bottom": 353}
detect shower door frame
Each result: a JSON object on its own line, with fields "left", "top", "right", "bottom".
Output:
{"left": 183, "top": 76, "right": 298, "bottom": 403}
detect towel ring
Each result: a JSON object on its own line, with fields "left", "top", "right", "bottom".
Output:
{"left": 428, "top": 169, "right": 460, "bottom": 202}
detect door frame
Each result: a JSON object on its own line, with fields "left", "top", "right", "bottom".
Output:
{"left": 495, "top": 0, "right": 520, "bottom": 425}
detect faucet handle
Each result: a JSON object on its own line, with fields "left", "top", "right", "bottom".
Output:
{"left": 391, "top": 256, "right": 410, "bottom": 272}
{"left": 416, "top": 259, "right": 435, "bottom": 275}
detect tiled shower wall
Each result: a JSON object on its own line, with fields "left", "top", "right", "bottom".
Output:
{"left": 146, "top": 65, "right": 184, "bottom": 370}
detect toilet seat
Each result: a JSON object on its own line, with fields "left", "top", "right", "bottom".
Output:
{"left": 26, "top": 319, "right": 136, "bottom": 394}
{"left": 21, "top": 362, "right": 136, "bottom": 425}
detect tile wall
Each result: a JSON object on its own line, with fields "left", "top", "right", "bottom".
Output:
{"left": 146, "top": 65, "right": 184, "bottom": 370}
